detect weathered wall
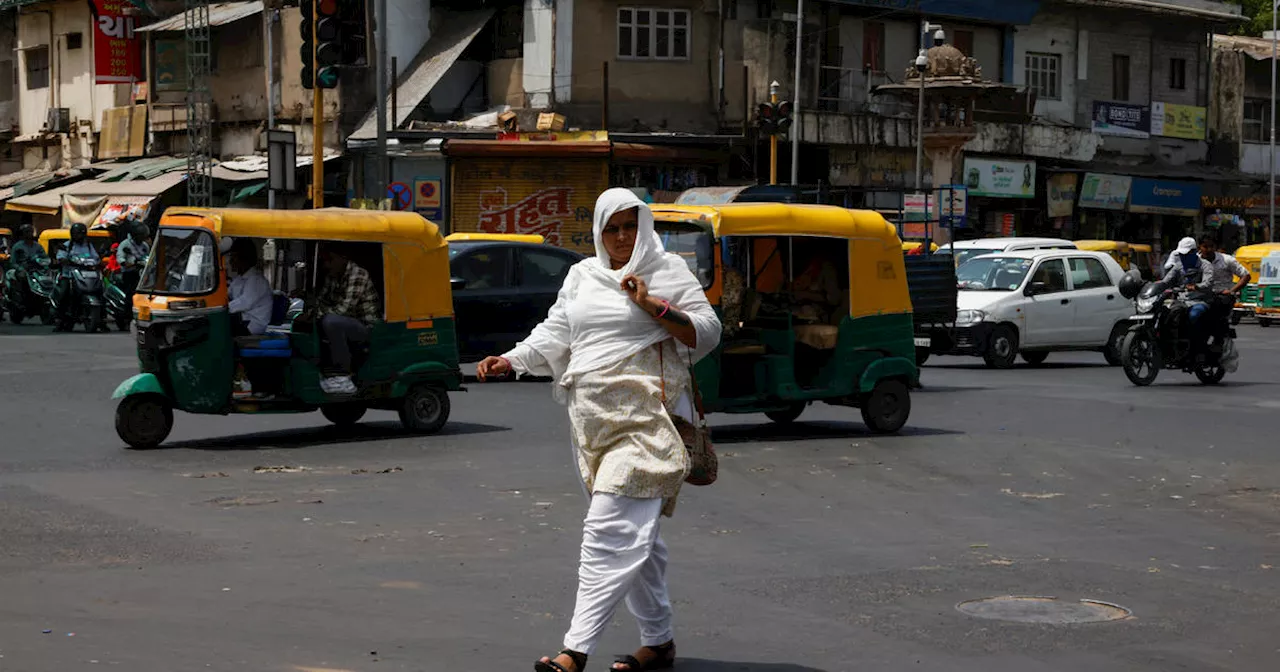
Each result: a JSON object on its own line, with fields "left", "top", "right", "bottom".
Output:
{"left": 1011, "top": 8, "right": 1078, "bottom": 124}
{"left": 1209, "top": 46, "right": 1243, "bottom": 167}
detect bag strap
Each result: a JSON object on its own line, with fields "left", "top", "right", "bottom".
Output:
{"left": 683, "top": 342, "right": 707, "bottom": 423}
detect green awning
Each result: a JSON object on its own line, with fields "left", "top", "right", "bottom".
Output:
{"left": 228, "top": 181, "right": 267, "bottom": 203}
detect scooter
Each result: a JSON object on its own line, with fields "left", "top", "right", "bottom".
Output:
{"left": 50, "top": 256, "right": 107, "bottom": 333}
{"left": 104, "top": 271, "right": 137, "bottom": 332}
{"left": 3, "top": 257, "right": 56, "bottom": 325}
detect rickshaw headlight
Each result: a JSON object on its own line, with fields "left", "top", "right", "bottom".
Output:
{"left": 956, "top": 310, "right": 986, "bottom": 326}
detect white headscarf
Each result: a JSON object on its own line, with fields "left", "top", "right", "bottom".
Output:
{"left": 503, "top": 188, "right": 721, "bottom": 403}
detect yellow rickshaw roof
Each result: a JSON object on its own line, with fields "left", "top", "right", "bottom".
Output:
{"left": 1074, "top": 240, "right": 1129, "bottom": 251}
{"left": 902, "top": 241, "right": 940, "bottom": 252}
{"left": 1129, "top": 244, "right": 1152, "bottom": 252}
{"left": 39, "top": 229, "right": 113, "bottom": 240}
{"left": 651, "top": 203, "right": 900, "bottom": 241}
{"left": 1232, "top": 243, "right": 1280, "bottom": 261}
{"left": 445, "top": 232, "right": 545, "bottom": 244}
{"left": 160, "top": 207, "right": 446, "bottom": 250}
{"left": 0, "top": 228, "right": 11, "bottom": 235}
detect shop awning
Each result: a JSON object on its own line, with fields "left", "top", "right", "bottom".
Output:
{"left": 6, "top": 171, "right": 185, "bottom": 216}
{"left": 348, "top": 8, "right": 496, "bottom": 141}
{"left": 135, "top": 1, "right": 264, "bottom": 32}
{"left": 612, "top": 143, "right": 728, "bottom": 164}
{"left": 444, "top": 140, "right": 612, "bottom": 159}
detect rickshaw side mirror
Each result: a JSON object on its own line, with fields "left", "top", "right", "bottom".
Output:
{"left": 450, "top": 277, "right": 466, "bottom": 291}
{"left": 1025, "top": 281, "right": 1048, "bottom": 297}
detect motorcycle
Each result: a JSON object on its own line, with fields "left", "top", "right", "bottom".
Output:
{"left": 1118, "top": 274, "right": 1238, "bottom": 386}
{"left": 50, "top": 256, "right": 107, "bottom": 333}
{"left": 104, "top": 271, "right": 137, "bottom": 332}
{"left": 3, "top": 256, "right": 56, "bottom": 325}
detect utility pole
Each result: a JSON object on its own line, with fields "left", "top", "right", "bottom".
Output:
{"left": 265, "top": 6, "right": 275, "bottom": 209}
{"left": 376, "top": 0, "right": 389, "bottom": 204}
{"left": 790, "top": 0, "right": 802, "bottom": 185}
{"left": 913, "top": 19, "right": 941, "bottom": 192}
{"left": 1270, "top": 5, "right": 1276, "bottom": 242}
{"left": 311, "top": 0, "right": 323, "bottom": 208}
{"left": 770, "top": 80, "right": 779, "bottom": 185}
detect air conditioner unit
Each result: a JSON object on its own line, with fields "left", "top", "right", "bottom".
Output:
{"left": 46, "top": 107, "right": 69, "bottom": 134}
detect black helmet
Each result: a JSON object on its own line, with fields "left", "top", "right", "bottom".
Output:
{"left": 1118, "top": 269, "right": 1145, "bottom": 300}
{"left": 17, "top": 224, "right": 34, "bottom": 240}
{"left": 70, "top": 223, "right": 87, "bottom": 237}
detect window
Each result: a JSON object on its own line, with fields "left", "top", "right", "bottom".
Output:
{"left": 1030, "top": 259, "right": 1068, "bottom": 294}
{"left": 617, "top": 8, "right": 690, "bottom": 60}
{"left": 66, "top": 32, "right": 83, "bottom": 50}
{"left": 1244, "top": 98, "right": 1271, "bottom": 143}
{"left": 451, "top": 249, "right": 512, "bottom": 290}
{"left": 1112, "top": 54, "right": 1131, "bottom": 101}
{"left": 952, "top": 30, "right": 974, "bottom": 57}
{"left": 1169, "top": 57, "right": 1186, "bottom": 90}
{"left": 519, "top": 249, "right": 575, "bottom": 290}
{"left": 863, "top": 20, "right": 885, "bottom": 72}
{"left": 956, "top": 257, "right": 1033, "bottom": 292}
{"left": 1069, "top": 257, "right": 1112, "bottom": 289}
{"left": 24, "top": 46, "right": 49, "bottom": 90}
{"left": 0, "top": 60, "right": 13, "bottom": 102}
{"left": 138, "top": 228, "right": 219, "bottom": 295}
{"left": 657, "top": 225, "right": 714, "bottom": 289}
{"left": 1025, "top": 52, "right": 1061, "bottom": 101}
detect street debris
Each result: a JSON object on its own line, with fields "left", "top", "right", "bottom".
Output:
{"left": 185, "top": 472, "right": 229, "bottom": 478}
{"left": 351, "top": 466, "right": 403, "bottom": 474}
{"left": 253, "top": 465, "right": 307, "bottom": 473}
{"left": 206, "top": 496, "right": 279, "bottom": 507}
{"left": 1001, "top": 488, "right": 1064, "bottom": 500}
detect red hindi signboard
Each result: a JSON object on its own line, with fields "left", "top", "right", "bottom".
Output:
{"left": 92, "top": 0, "right": 140, "bottom": 84}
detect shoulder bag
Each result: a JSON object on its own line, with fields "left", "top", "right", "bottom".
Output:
{"left": 659, "top": 344, "right": 718, "bottom": 486}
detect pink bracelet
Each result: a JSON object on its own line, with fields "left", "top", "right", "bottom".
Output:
{"left": 655, "top": 300, "right": 671, "bottom": 319}
{"left": 497, "top": 356, "right": 512, "bottom": 370}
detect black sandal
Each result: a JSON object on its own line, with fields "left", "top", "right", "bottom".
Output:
{"left": 611, "top": 641, "right": 675, "bottom": 671}
{"left": 535, "top": 649, "right": 587, "bottom": 672}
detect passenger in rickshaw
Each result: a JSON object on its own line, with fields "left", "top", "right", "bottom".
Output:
{"left": 227, "top": 238, "right": 273, "bottom": 336}
{"left": 788, "top": 238, "right": 843, "bottom": 324}
{"left": 295, "top": 246, "right": 381, "bottom": 395}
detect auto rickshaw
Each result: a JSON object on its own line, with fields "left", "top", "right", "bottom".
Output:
{"left": 444, "top": 232, "right": 546, "bottom": 244}
{"left": 0, "top": 227, "right": 12, "bottom": 265}
{"left": 112, "top": 207, "right": 463, "bottom": 449}
{"left": 1230, "top": 243, "right": 1280, "bottom": 323}
{"left": 902, "top": 241, "right": 940, "bottom": 254}
{"left": 1075, "top": 240, "right": 1132, "bottom": 270}
{"left": 1254, "top": 251, "right": 1280, "bottom": 327}
{"left": 649, "top": 203, "right": 918, "bottom": 433}
{"left": 1129, "top": 243, "right": 1156, "bottom": 280}
{"left": 39, "top": 227, "right": 115, "bottom": 258}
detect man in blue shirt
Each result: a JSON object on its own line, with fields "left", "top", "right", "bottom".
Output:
{"left": 53, "top": 223, "right": 100, "bottom": 330}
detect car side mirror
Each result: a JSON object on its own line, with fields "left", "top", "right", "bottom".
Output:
{"left": 1025, "top": 281, "right": 1048, "bottom": 296}
{"left": 450, "top": 277, "right": 466, "bottom": 291}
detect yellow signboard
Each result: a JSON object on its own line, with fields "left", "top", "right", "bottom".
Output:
{"left": 497, "top": 131, "right": 609, "bottom": 142}
{"left": 1152, "top": 102, "right": 1206, "bottom": 141}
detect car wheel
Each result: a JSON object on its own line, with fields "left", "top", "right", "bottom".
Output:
{"left": 1020, "top": 351, "right": 1048, "bottom": 366}
{"left": 861, "top": 379, "right": 911, "bottom": 434}
{"left": 321, "top": 403, "right": 367, "bottom": 427}
{"left": 983, "top": 326, "right": 1018, "bottom": 369}
{"left": 116, "top": 394, "right": 173, "bottom": 450}
{"left": 764, "top": 403, "right": 806, "bottom": 424}
{"left": 399, "top": 386, "right": 450, "bottom": 434}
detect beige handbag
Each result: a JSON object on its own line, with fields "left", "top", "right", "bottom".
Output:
{"left": 659, "top": 345, "right": 718, "bottom": 486}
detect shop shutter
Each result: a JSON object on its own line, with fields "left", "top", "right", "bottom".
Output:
{"left": 450, "top": 157, "right": 609, "bottom": 256}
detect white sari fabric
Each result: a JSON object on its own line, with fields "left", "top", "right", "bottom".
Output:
{"left": 503, "top": 188, "right": 721, "bottom": 512}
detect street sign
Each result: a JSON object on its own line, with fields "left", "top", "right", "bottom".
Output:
{"left": 267, "top": 129, "right": 297, "bottom": 193}
{"left": 387, "top": 182, "right": 412, "bottom": 210}
{"left": 414, "top": 177, "right": 442, "bottom": 210}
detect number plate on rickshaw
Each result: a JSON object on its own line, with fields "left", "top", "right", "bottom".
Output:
{"left": 914, "top": 337, "right": 931, "bottom": 347}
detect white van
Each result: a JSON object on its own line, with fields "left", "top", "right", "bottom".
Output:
{"left": 941, "top": 249, "right": 1135, "bottom": 368}
{"left": 940, "top": 237, "right": 1078, "bottom": 269}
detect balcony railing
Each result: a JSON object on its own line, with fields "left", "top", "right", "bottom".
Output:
{"left": 814, "top": 65, "right": 914, "bottom": 117}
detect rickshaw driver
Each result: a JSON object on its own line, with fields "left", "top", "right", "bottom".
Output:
{"left": 296, "top": 247, "right": 381, "bottom": 395}
{"left": 227, "top": 238, "right": 273, "bottom": 336}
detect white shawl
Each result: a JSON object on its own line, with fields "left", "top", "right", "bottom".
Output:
{"left": 503, "top": 188, "right": 721, "bottom": 404}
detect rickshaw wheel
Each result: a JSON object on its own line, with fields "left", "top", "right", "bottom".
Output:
{"left": 116, "top": 394, "right": 173, "bottom": 450}
{"left": 1260, "top": 319, "right": 1272, "bottom": 328}
{"left": 321, "top": 403, "right": 367, "bottom": 427}
{"left": 861, "top": 379, "right": 911, "bottom": 434}
{"left": 399, "top": 386, "right": 450, "bottom": 434}
{"left": 765, "top": 403, "right": 806, "bottom": 424}
{"left": 1230, "top": 312, "right": 1242, "bottom": 326}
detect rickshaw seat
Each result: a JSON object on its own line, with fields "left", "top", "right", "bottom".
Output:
{"left": 235, "top": 335, "right": 292, "bottom": 359}
{"left": 794, "top": 324, "right": 839, "bottom": 350}
{"left": 723, "top": 343, "right": 766, "bottom": 356}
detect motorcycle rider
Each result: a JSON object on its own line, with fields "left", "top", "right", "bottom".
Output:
{"left": 53, "top": 223, "right": 100, "bottom": 331}
{"left": 8, "top": 224, "right": 46, "bottom": 269}
{"left": 114, "top": 221, "right": 150, "bottom": 295}
{"left": 1160, "top": 237, "right": 1216, "bottom": 356}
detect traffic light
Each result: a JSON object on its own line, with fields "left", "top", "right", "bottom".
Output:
{"left": 300, "top": 0, "right": 341, "bottom": 90}
{"left": 337, "top": 0, "right": 370, "bottom": 67}
{"left": 775, "top": 100, "right": 794, "bottom": 133}
{"left": 756, "top": 102, "right": 776, "bottom": 134}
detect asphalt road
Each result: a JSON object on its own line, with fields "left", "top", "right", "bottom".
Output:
{"left": 0, "top": 321, "right": 1277, "bottom": 672}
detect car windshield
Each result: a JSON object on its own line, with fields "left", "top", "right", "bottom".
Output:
{"left": 138, "top": 228, "right": 218, "bottom": 295}
{"left": 952, "top": 248, "right": 1002, "bottom": 267}
{"left": 957, "top": 256, "right": 1034, "bottom": 291}
{"left": 656, "top": 222, "right": 714, "bottom": 289}
{"left": 448, "top": 242, "right": 477, "bottom": 260}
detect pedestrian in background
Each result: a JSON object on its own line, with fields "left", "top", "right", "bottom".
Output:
{"left": 477, "top": 188, "right": 721, "bottom": 672}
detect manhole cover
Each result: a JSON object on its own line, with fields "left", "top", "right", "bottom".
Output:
{"left": 956, "top": 596, "right": 1131, "bottom": 624}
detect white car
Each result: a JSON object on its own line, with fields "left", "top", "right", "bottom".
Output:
{"left": 939, "top": 237, "right": 1078, "bottom": 269}
{"left": 942, "top": 249, "right": 1134, "bottom": 368}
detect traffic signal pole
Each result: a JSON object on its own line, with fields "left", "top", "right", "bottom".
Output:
{"left": 312, "top": 0, "right": 324, "bottom": 208}
{"left": 769, "top": 81, "right": 778, "bottom": 185}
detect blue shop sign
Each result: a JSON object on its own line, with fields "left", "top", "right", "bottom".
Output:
{"left": 1128, "top": 179, "right": 1202, "bottom": 217}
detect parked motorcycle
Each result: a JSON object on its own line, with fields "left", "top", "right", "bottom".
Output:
{"left": 50, "top": 256, "right": 107, "bottom": 333}
{"left": 3, "top": 256, "right": 55, "bottom": 325}
{"left": 1117, "top": 272, "right": 1238, "bottom": 386}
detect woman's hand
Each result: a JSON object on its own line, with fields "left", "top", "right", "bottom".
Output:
{"left": 621, "top": 274, "right": 652, "bottom": 310}
{"left": 476, "top": 356, "right": 511, "bottom": 382}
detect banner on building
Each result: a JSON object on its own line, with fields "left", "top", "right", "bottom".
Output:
{"left": 1151, "top": 102, "right": 1207, "bottom": 141}
{"left": 1092, "top": 101, "right": 1150, "bottom": 139}
{"left": 497, "top": 131, "right": 610, "bottom": 142}
{"left": 1046, "top": 173, "right": 1079, "bottom": 218}
{"left": 1078, "top": 173, "right": 1132, "bottom": 210}
{"left": 92, "top": 0, "right": 141, "bottom": 84}
{"left": 962, "top": 158, "right": 1035, "bottom": 198}
{"left": 1128, "top": 179, "right": 1202, "bottom": 217}
{"left": 935, "top": 185, "right": 968, "bottom": 227}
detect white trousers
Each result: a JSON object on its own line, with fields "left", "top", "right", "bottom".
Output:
{"left": 563, "top": 493, "right": 672, "bottom": 655}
